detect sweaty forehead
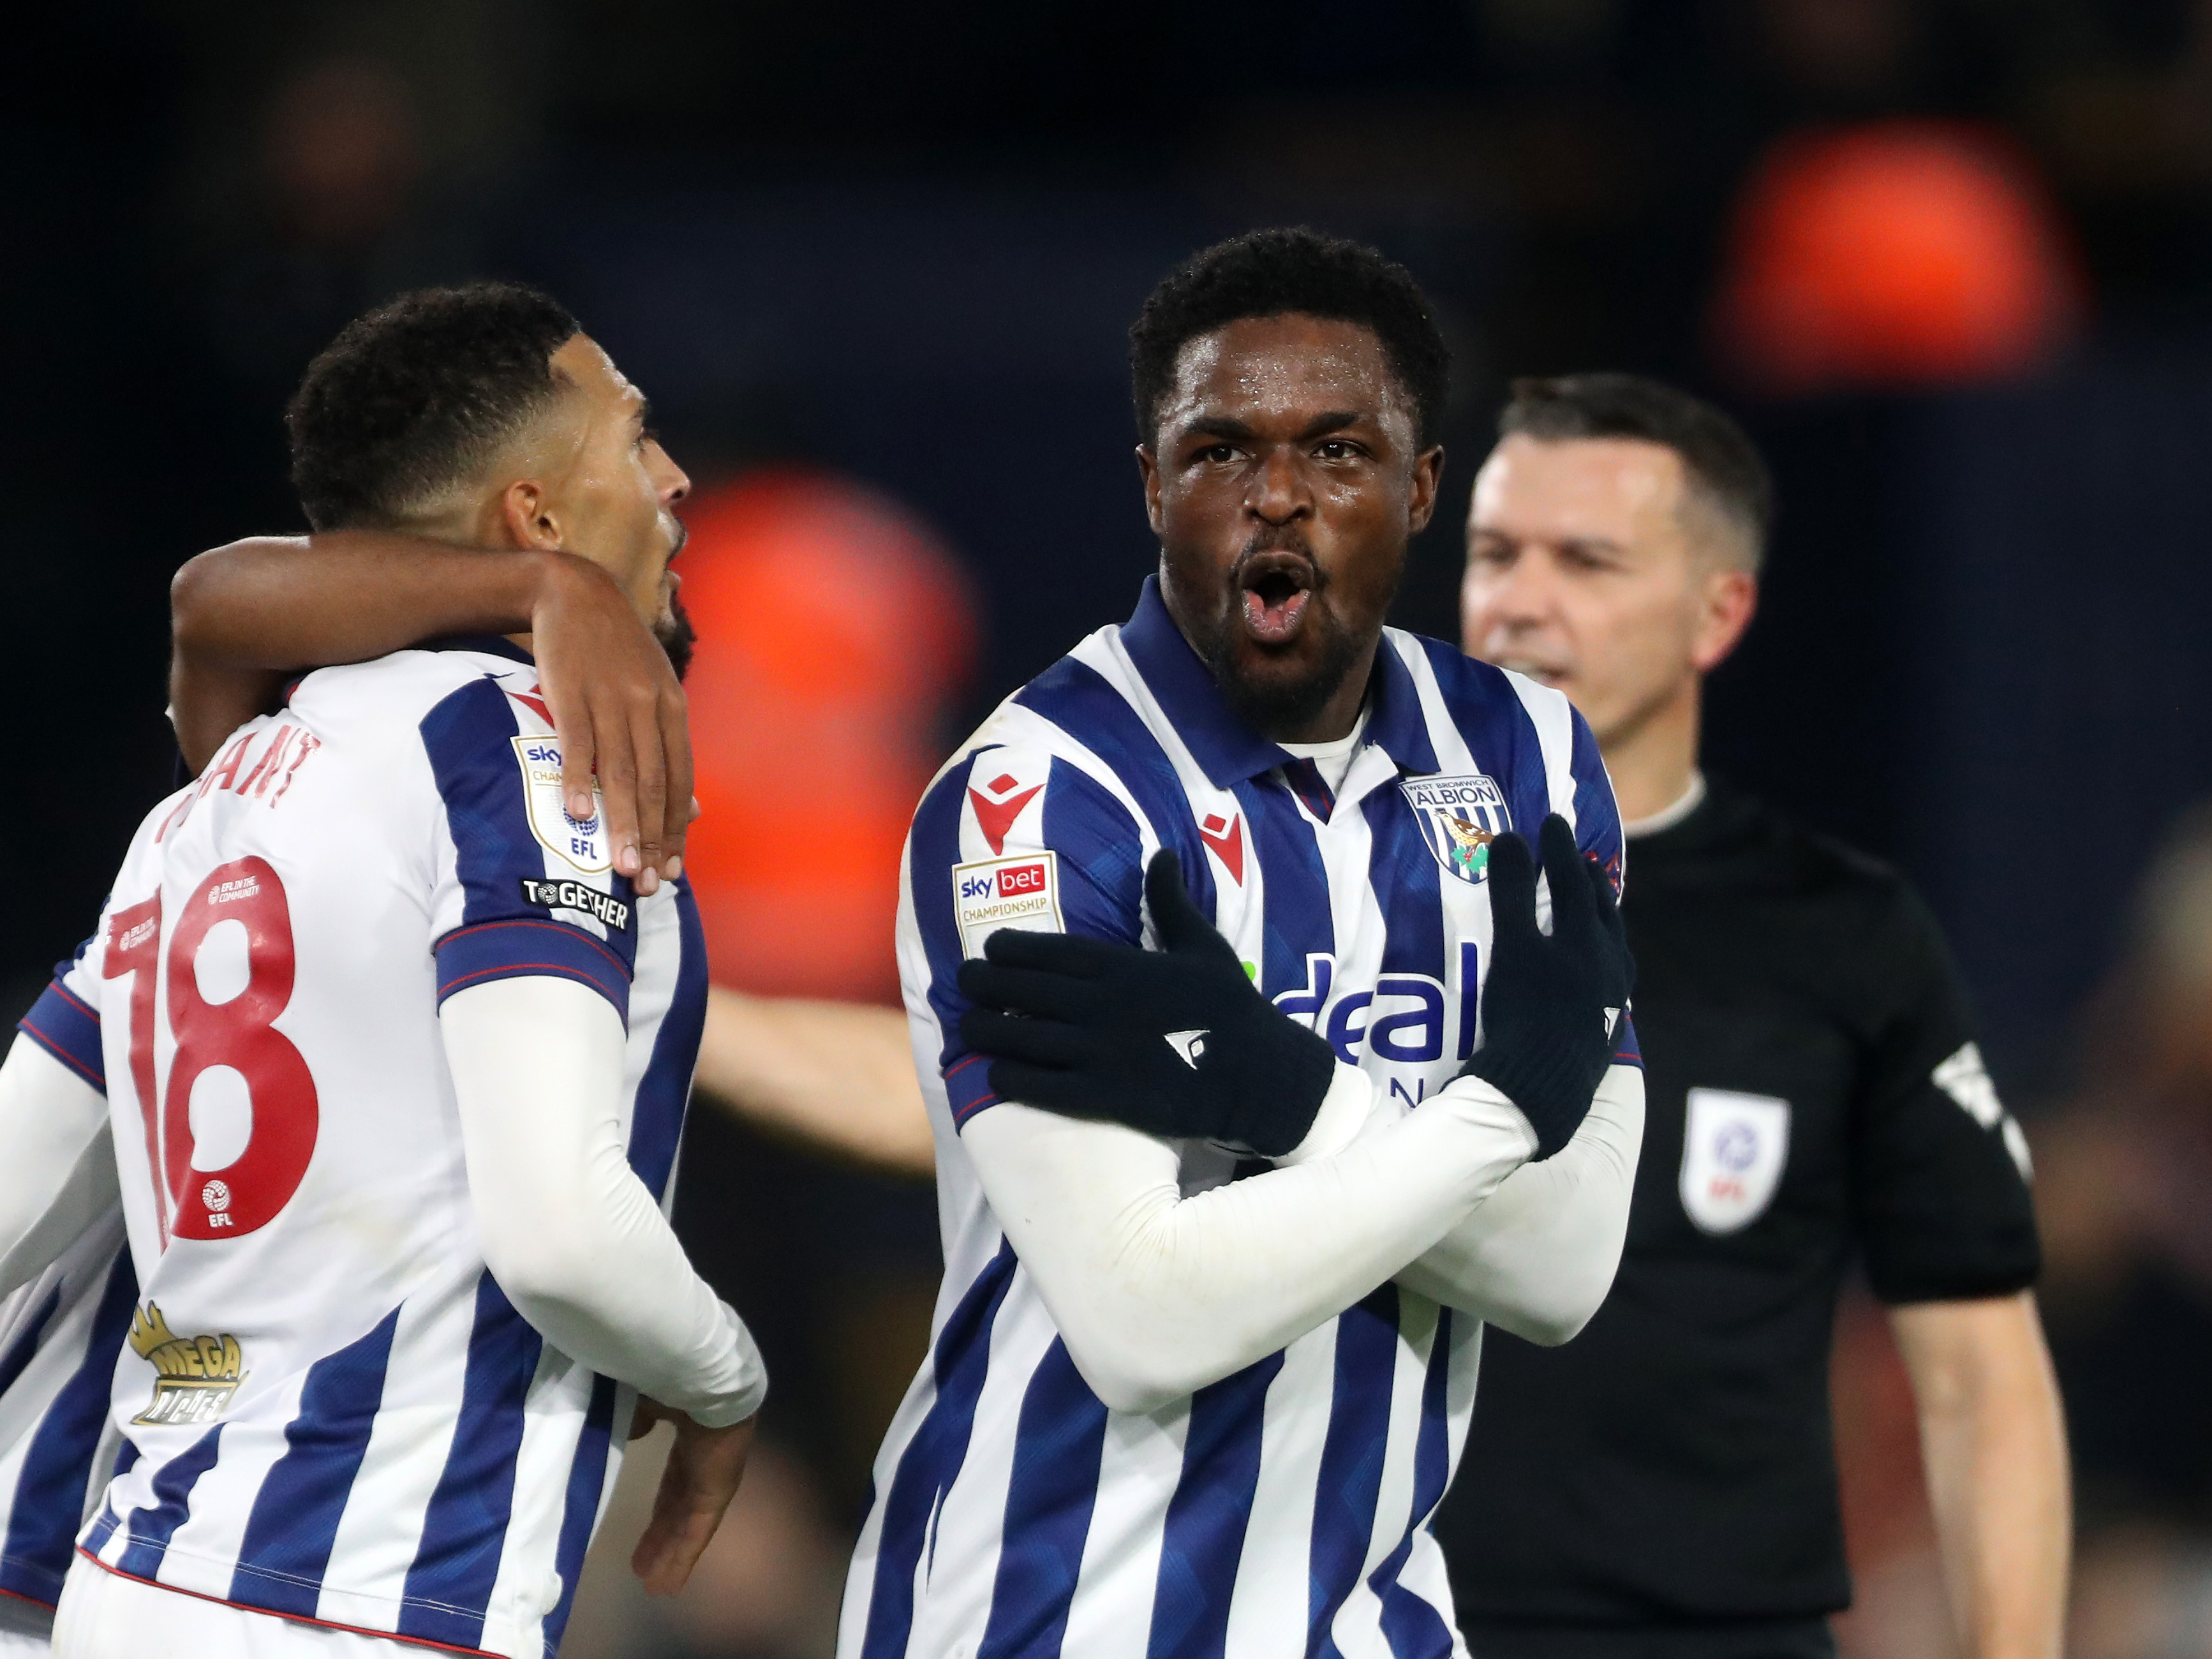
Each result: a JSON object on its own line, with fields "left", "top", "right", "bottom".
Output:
{"left": 1469, "top": 435, "right": 1686, "bottom": 544}
{"left": 1159, "top": 314, "right": 1404, "bottom": 434}
{"left": 549, "top": 333, "right": 642, "bottom": 413}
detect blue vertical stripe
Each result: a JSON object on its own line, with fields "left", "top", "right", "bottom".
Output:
{"left": 627, "top": 882, "right": 708, "bottom": 1200}
{"left": 1305, "top": 1286, "right": 1402, "bottom": 1659}
{"left": 1016, "top": 657, "right": 1219, "bottom": 923}
{"left": 1363, "top": 789, "right": 1445, "bottom": 981}
{"left": 1147, "top": 1353, "right": 1287, "bottom": 1659}
{"left": 399, "top": 1272, "right": 544, "bottom": 1650}
{"left": 1037, "top": 759, "right": 1145, "bottom": 946}
{"left": 910, "top": 755, "right": 977, "bottom": 1073}
{"left": 1363, "top": 641, "right": 1441, "bottom": 778}
{"left": 1371, "top": 1309, "right": 1458, "bottom": 1659}
{"left": 3, "top": 1250, "right": 135, "bottom": 1603}
{"left": 1564, "top": 706, "right": 1624, "bottom": 883}
{"left": 1282, "top": 759, "right": 1336, "bottom": 824}
{"left": 0, "top": 1287, "right": 63, "bottom": 1401}
{"left": 115, "top": 1424, "right": 225, "bottom": 1581}
{"left": 230, "top": 1307, "right": 402, "bottom": 1614}
{"left": 1235, "top": 779, "right": 1334, "bottom": 1003}
{"left": 976, "top": 1341, "right": 1110, "bottom": 1659}
{"left": 1413, "top": 639, "right": 1553, "bottom": 843}
{"left": 859, "top": 1242, "right": 1021, "bottom": 1659}
{"left": 542, "top": 1375, "right": 620, "bottom": 1656}
{"left": 419, "top": 675, "right": 640, "bottom": 978}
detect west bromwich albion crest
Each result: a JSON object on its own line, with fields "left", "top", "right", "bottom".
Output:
{"left": 1400, "top": 773, "right": 1513, "bottom": 885}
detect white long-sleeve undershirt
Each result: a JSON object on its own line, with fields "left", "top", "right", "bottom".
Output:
{"left": 963, "top": 1065, "right": 1543, "bottom": 1415}
{"left": 440, "top": 977, "right": 766, "bottom": 1427}
{"left": 963, "top": 1060, "right": 1643, "bottom": 1414}
{"left": 1289, "top": 1060, "right": 1645, "bottom": 1344}
{"left": 0, "top": 1037, "right": 115, "bottom": 1299}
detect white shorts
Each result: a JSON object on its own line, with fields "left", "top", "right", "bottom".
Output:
{"left": 53, "top": 1556, "right": 420, "bottom": 1659}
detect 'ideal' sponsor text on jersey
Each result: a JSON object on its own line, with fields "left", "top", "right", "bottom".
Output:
{"left": 844, "top": 578, "right": 1631, "bottom": 1659}
{"left": 42, "top": 639, "right": 706, "bottom": 1659}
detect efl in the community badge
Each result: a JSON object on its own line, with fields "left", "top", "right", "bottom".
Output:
{"left": 1679, "top": 1088, "right": 1791, "bottom": 1234}
{"left": 1400, "top": 774, "right": 1513, "bottom": 885}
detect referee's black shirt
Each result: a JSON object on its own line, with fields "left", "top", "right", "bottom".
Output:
{"left": 1437, "top": 775, "right": 2040, "bottom": 1651}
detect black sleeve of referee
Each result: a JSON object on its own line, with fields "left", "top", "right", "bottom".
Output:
{"left": 1848, "top": 881, "right": 2040, "bottom": 1304}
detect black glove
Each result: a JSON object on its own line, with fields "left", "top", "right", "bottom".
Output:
{"left": 1461, "top": 814, "right": 1634, "bottom": 1160}
{"left": 956, "top": 849, "right": 1338, "bottom": 1156}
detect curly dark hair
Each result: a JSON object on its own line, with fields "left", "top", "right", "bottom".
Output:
{"left": 286, "top": 282, "right": 581, "bottom": 531}
{"left": 1499, "top": 373, "right": 1774, "bottom": 570}
{"left": 1128, "top": 227, "right": 1450, "bottom": 450}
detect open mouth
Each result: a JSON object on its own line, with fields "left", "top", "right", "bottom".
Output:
{"left": 1237, "top": 552, "right": 1316, "bottom": 645}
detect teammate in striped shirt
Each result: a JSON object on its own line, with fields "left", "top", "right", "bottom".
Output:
{"left": 840, "top": 229, "right": 1647, "bottom": 1658}
{"left": 0, "top": 283, "right": 765, "bottom": 1657}
{"left": 0, "top": 1183, "right": 131, "bottom": 1653}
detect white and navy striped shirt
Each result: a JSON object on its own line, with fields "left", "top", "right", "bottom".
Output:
{"left": 43, "top": 639, "right": 706, "bottom": 1658}
{"left": 0, "top": 1194, "right": 131, "bottom": 1628}
{"left": 6, "top": 959, "right": 136, "bottom": 1632}
{"left": 843, "top": 578, "right": 1633, "bottom": 1659}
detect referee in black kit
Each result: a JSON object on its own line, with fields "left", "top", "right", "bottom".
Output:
{"left": 1436, "top": 376, "right": 2070, "bottom": 1659}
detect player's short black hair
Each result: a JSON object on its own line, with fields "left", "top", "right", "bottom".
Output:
{"left": 1498, "top": 374, "right": 1774, "bottom": 570}
{"left": 1129, "top": 228, "right": 1451, "bottom": 450}
{"left": 286, "top": 281, "right": 581, "bottom": 531}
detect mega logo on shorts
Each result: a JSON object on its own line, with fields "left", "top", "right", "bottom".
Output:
{"left": 953, "top": 851, "right": 1063, "bottom": 958}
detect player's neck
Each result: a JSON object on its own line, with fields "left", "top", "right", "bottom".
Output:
{"left": 1600, "top": 675, "right": 1702, "bottom": 823}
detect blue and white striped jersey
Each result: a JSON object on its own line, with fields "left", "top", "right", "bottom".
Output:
{"left": 0, "top": 1198, "right": 132, "bottom": 1626}
{"left": 844, "top": 577, "right": 1632, "bottom": 1659}
{"left": 5, "top": 964, "right": 135, "bottom": 1632}
{"left": 46, "top": 638, "right": 706, "bottom": 1658}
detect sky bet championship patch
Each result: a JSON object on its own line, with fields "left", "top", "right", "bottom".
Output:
{"left": 519, "top": 877, "right": 633, "bottom": 932}
{"left": 954, "top": 851, "right": 1062, "bottom": 959}
{"left": 511, "top": 734, "right": 612, "bottom": 873}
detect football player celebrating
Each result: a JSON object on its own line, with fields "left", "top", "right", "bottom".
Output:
{"left": 840, "top": 230, "right": 1644, "bottom": 1658}
{"left": 0, "top": 284, "right": 766, "bottom": 1657}
{"left": 164, "top": 482, "right": 933, "bottom": 1180}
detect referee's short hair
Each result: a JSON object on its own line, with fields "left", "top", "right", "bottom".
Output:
{"left": 1499, "top": 374, "right": 1772, "bottom": 572}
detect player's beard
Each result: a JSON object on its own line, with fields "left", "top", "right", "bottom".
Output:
{"left": 1184, "top": 539, "right": 1373, "bottom": 740}
{"left": 656, "top": 591, "right": 696, "bottom": 683}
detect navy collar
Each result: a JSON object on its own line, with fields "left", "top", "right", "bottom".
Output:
{"left": 1117, "top": 574, "right": 1438, "bottom": 787}
{"left": 420, "top": 633, "right": 537, "bottom": 666}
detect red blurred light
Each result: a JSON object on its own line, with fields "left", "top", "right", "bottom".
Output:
{"left": 1712, "top": 121, "right": 2085, "bottom": 394}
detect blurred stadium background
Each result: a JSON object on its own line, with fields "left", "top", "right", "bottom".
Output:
{"left": 8, "top": 1, "right": 2212, "bottom": 1654}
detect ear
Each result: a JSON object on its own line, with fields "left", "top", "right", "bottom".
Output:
{"left": 1689, "top": 564, "right": 1758, "bottom": 673}
{"left": 1136, "top": 445, "right": 1165, "bottom": 538}
{"left": 1406, "top": 445, "right": 1446, "bottom": 535}
{"left": 496, "top": 479, "right": 564, "bottom": 551}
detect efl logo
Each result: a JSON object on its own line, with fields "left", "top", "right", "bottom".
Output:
{"left": 953, "top": 852, "right": 1063, "bottom": 958}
